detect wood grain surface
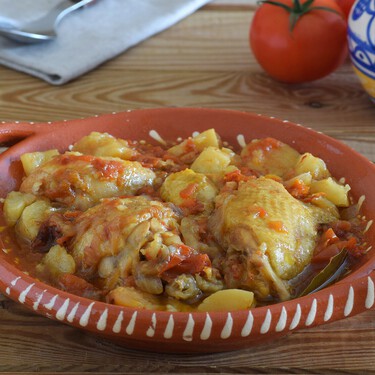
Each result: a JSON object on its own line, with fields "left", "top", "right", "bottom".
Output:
{"left": 0, "top": 0, "right": 375, "bottom": 373}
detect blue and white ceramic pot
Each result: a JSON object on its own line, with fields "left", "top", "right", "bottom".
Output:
{"left": 348, "top": 0, "right": 375, "bottom": 102}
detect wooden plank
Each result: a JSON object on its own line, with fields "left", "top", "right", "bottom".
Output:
{"left": 0, "top": 11, "right": 373, "bottom": 147}
{"left": 1, "top": 68, "right": 374, "bottom": 160}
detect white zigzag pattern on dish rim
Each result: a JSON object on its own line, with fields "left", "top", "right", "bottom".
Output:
{"left": 6, "top": 265, "right": 375, "bottom": 340}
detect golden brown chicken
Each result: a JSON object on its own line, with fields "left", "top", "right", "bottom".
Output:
{"left": 35, "top": 195, "right": 219, "bottom": 304}
{"left": 70, "top": 196, "right": 181, "bottom": 281}
{"left": 209, "top": 177, "right": 338, "bottom": 301}
{"left": 19, "top": 153, "right": 155, "bottom": 210}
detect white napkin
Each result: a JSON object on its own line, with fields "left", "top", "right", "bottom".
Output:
{"left": 0, "top": 0, "right": 211, "bottom": 85}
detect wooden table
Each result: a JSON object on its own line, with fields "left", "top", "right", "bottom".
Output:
{"left": 0, "top": 1, "right": 375, "bottom": 373}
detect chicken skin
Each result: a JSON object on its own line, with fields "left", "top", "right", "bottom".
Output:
{"left": 70, "top": 196, "right": 181, "bottom": 279}
{"left": 209, "top": 177, "right": 338, "bottom": 300}
{"left": 20, "top": 153, "right": 155, "bottom": 210}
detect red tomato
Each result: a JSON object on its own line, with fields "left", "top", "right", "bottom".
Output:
{"left": 250, "top": 0, "right": 348, "bottom": 83}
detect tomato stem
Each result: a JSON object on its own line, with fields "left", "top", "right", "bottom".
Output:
{"left": 289, "top": 12, "right": 299, "bottom": 31}
{"left": 294, "top": 0, "right": 303, "bottom": 11}
{"left": 257, "top": 0, "right": 292, "bottom": 12}
{"left": 309, "top": 5, "right": 343, "bottom": 13}
{"left": 258, "top": 0, "right": 342, "bottom": 31}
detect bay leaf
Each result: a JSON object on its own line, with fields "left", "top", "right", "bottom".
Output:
{"left": 299, "top": 249, "right": 348, "bottom": 297}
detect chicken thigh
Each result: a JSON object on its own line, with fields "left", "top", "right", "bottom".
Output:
{"left": 209, "top": 177, "right": 338, "bottom": 301}
{"left": 20, "top": 153, "right": 155, "bottom": 210}
{"left": 70, "top": 196, "right": 181, "bottom": 280}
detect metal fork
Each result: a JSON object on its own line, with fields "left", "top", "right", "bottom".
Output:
{"left": 0, "top": 0, "right": 96, "bottom": 44}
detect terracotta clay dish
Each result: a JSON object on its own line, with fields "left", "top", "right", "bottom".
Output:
{"left": 0, "top": 108, "right": 374, "bottom": 353}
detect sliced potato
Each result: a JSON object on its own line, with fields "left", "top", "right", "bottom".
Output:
{"left": 72, "top": 132, "right": 137, "bottom": 159}
{"left": 160, "top": 168, "right": 218, "bottom": 212}
{"left": 310, "top": 177, "right": 350, "bottom": 207}
{"left": 284, "top": 172, "right": 313, "bottom": 188}
{"left": 191, "top": 147, "right": 234, "bottom": 175}
{"left": 191, "top": 129, "right": 221, "bottom": 149}
{"left": 294, "top": 153, "right": 330, "bottom": 180}
{"left": 197, "top": 289, "right": 255, "bottom": 312}
{"left": 241, "top": 138, "right": 300, "bottom": 177}
{"left": 15, "top": 200, "right": 54, "bottom": 241}
{"left": 3, "top": 191, "right": 36, "bottom": 226}
{"left": 21, "top": 149, "right": 59, "bottom": 176}
{"left": 107, "top": 286, "right": 164, "bottom": 310}
{"left": 37, "top": 245, "right": 76, "bottom": 278}
{"left": 168, "top": 129, "right": 220, "bottom": 156}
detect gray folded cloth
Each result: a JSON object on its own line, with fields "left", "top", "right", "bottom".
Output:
{"left": 0, "top": 0, "right": 211, "bottom": 85}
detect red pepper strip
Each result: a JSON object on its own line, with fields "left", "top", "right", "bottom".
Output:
{"left": 158, "top": 244, "right": 211, "bottom": 281}
{"left": 158, "top": 244, "right": 193, "bottom": 274}
{"left": 167, "top": 254, "right": 211, "bottom": 276}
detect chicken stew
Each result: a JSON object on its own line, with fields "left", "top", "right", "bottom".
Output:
{"left": 0, "top": 129, "right": 369, "bottom": 312}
